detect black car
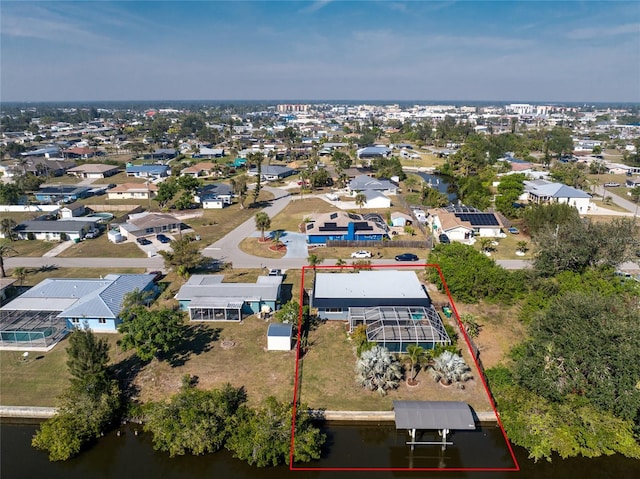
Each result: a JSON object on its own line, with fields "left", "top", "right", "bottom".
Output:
{"left": 438, "top": 233, "right": 451, "bottom": 244}
{"left": 156, "top": 234, "right": 171, "bottom": 243}
{"left": 136, "top": 237, "right": 152, "bottom": 245}
{"left": 395, "top": 253, "right": 419, "bottom": 262}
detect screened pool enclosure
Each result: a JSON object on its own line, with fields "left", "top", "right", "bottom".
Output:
{"left": 348, "top": 306, "right": 451, "bottom": 353}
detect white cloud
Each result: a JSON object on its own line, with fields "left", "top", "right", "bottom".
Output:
{"left": 300, "top": 0, "right": 333, "bottom": 14}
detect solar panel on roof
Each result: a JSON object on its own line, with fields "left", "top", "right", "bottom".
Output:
{"left": 455, "top": 213, "right": 499, "bottom": 226}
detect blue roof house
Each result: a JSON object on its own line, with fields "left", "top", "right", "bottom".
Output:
{"left": 0, "top": 274, "right": 158, "bottom": 334}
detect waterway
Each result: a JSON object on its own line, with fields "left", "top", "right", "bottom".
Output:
{"left": 2, "top": 420, "right": 639, "bottom": 478}
{"left": 414, "top": 171, "right": 458, "bottom": 204}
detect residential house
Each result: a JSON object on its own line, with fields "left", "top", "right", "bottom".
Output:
{"left": 248, "top": 164, "right": 296, "bottom": 181}
{"left": 125, "top": 164, "right": 170, "bottom": 178}
{"left": 192, "top": 147, "right": 225, "bottom": 159}
{"left": 194, "top": 183, "right": 234, "bottom": 209}
{"left": 626, "top": 177, "right": 640, "bottom": 188}
{"left": 143, "top": 148, "right": 177, "bottom": 160}
{"left": 180, "top": 162, "right": 218, "bottom": 178}
{"left": 35, "top": 185, "right": 91, "bottom": 203}
{"left": 356, "top": 146, "right": 391, "bottom": 160}
{"left": 427, "top": 206, "right": 505, "bottom": 241}
{"left": 59, "top": 202, "right": 86, "bottom": 218}
{"left": 305, "top": 211, "right": 389, "bottom": 244}
{"left": 107, "top": 182, "right": 158, "bottom": 200}
{"left": 13, "top": 220, "right": 97, "bottom": 241}
{"left": 0, "top": 274, "right": 157, "bottom": 336}
{"left": 23, "top": 157, "right": 76, "bottom": 177}
{"left": 63, "top": 146, "right": 98, "bottom": 159}
{"left": 118, "top": 212, "right": 182, "bottom": 239}
{"left": 67, "top": 163, "right": 119, "bottom": 179}
{"left": 311, "top": 270, "right": 450, "bottom": 353}
{"left": 348, "top": 175, "right": 398, "bottom": 196}
{"left": 175, "top": 274, "right": 283, "bottom": 321}
{"left": 524, "top": 180, "right": 592, "bottom": 213}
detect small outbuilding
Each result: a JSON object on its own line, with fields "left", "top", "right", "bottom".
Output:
{"left": 267, "top": 323, "right": 293, "bottom": 351}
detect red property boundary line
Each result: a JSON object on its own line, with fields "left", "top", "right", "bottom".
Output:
{"left": 289, "top": 263, "right": 520, "bottom": 472}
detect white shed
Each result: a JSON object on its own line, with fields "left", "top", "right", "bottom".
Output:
{"left": 267, "top": 323, "right": 293, "bottom": 351}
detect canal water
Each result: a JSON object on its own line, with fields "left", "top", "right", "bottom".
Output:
{"left": 2, "top": 420, "right": 638, "bottom": 478}
{"left": 414, "top": 171, "right": 458, "bottom": 204}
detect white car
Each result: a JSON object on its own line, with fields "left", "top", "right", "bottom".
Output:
{"left": 351, "top": 250, "right": 372, "bottom": 259}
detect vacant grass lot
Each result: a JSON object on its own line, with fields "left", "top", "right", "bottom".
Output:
{"left": 3, "top": 239, "right": 56, "bottom": 257}
{"left": 57, "top": 235, "right": 146, "bottom": 258}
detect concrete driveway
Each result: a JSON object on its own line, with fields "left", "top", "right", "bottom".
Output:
{"left": 280, "top": 231, "right": 308, "bottom": 259}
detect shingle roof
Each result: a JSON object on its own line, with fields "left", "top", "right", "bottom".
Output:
{"left": 349, "top": 175, "right": 397, "bottom": 191}
{"left": 15, "top": 220, "right": 93, "bottom": 234}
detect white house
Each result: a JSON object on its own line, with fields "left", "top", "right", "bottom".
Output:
{"left": 427, "top": 206, "right": 505, "bottom": 241}
{"left": 524, "top": 180, "right": 592, "bottom": 213}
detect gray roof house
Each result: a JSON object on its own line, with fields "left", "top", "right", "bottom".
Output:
{"left": 194, "top": 183, "right": 234, "bottom": 209}
{"left": 0, "top": 274, "right": 157, "bottom": 348}
{"left": 248, "top": 165, "right": 296, "bottom": 181}
{"left": 312, "top": 270, "right": 450, "bottom": 353}
{"left": 14, "top": 220, "right": 97, "bottom": 241}
{"left": 118, "top": 212, "right": 182, "bottom": 239}
{"left": 524, "top": 180, "right": 592, "bottom": 212}
{"left": 176, "top": 274, "right": 283, "bottom": 321}
{"left": 348, "top": 175, "right": 398, "bottom": 195}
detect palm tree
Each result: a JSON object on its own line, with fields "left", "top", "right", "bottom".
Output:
{"left": 478, "top": 237, "right": 493, "bottom": 253}
{"left": 429, "top": 351, "right": 473, "bottom": 389}
{"left": 254, "top": 212, "right": 271, "bottom": 242}
{"left": 307, "top": 253, "right": 323, "bottom": 270}
{"left": 355, "top": 345, "right": 403, "bottom": 396}
{"left": 271, "top": 230, "right": 284, "bottom": 250}
{"left": 403, "top": 175, "right": 419, "bottom": 194}
{"left": 122, "top": 288, "right": 154, "bottom": 310}
{"left": 0, "top": 241, "right": 18, "bottom": 278}
{"left": 354, "top": 192, "right": 367, "bottom": 211}
{"left": 230, "top": 174, "right": 248, "bottom": 209}
{"left": 12, "top": 266, "right": 29, "bottom": 286}
{"left": 0, "top": 218, "right": 17, "bottom": 241}
{"left": 335, "top": 258, "right": 346, "bottom": 266}
{"left": 404, "top": 344, "right": 427, "bottom": 384}
{"left": 516, "top": 241, "right": 529, "bottom": 254}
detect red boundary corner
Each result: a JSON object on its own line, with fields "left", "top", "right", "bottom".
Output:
{"left": 288, "top": 263, "right": 520, "bottom": 472}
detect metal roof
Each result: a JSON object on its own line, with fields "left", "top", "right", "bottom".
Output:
{"left": 1, "top": 274, "right": 155, "bottom": 320}
{"left": 393, "top": 401, "right": 476, "bottom": 431}
{"left": 268, "top": 323, "right": 293, "bottom": 337}
{"left": 314, "top": 270, "right": 426, "bottom": 301}
{"left": 176, "top": 274, "right": 282, "bottom": 302}
{"left": 15, "top": 220, "right": 93, "bottom": 233}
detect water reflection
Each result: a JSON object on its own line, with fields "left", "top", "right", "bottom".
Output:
{"left": 2, "top": 421, "right": 638, "bottom": 479}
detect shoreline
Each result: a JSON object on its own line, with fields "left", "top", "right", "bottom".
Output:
{"left": 0, "top": 405, "right": 498, "bottom": 422}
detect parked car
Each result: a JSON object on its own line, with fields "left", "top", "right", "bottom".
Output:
{"left": 604, "top": 182, "right": 620, "bottom": 187}
{"left": 351, "top": 250, "right": 372, "bottom": 259}
{"left": 149, "top": 271, "right": 164, "bottom": 282}
{"left": 395, "top": 253, "right": 419, "bottom": 261}
{"left": 156, "top": 234, "right": 171, "bottom": 243}
{"left": 507, "top": 227, "right": 520, "bottom": 234}
{"left": 136, "top": 237, "right": 152, "bottom": 245}
{"left": 438, "top": 234, "right": 450, "bottom": 244}
{"left": 84, "top": 230, "right": 100, "bottom": 239}
{"left": 268, "top": 269, "right": 283, "bottom": 276}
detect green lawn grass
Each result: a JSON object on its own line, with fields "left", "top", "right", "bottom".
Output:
{"left": 57, "top": 235, "right": 146, "bottom": 258}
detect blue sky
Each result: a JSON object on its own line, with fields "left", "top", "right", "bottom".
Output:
{"left": 1, "top": 1, "right": 639, "bottom": 102}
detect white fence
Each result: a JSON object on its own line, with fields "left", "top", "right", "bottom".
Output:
{"left": 0, "top": 205, "right": 59, "bottom": 212}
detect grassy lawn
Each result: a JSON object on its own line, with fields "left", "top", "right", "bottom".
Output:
{"left": 4, "top": 239, "right": 57, "bottom": 257}
{"left": 470, "top": 233, "right": 534, "bottom": 261}
{"left": 41, "top": 175, "right": 84, "bottom": 185}
{"left": 0, "top": 346, "right": 71, "bottom": 407}
{"left": 590, "top": 198, "right": 632, "bottom": 213}
{"left": 270, "top": 198, "right": 341, "bottom": 231}
{"left": 57, "top": 235, "right": 146, "bottom": 258}
{"left": 238, "top": 237, "right": 286, "bottom": 259}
